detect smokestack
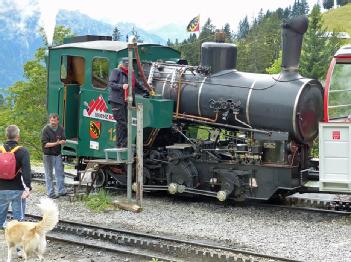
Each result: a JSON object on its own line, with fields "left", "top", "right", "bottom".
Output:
{"left": 281, "top": 15, "right": 308, "bottom": 73}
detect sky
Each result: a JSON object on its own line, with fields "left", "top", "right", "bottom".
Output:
{"left": 9, "top": 0, "right": 321, "bottom": 44}
{"left": 13, "top": 0, "right": 321, "bottom": 30}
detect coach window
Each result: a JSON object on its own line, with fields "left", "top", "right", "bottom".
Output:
{"left": 60, "top": 56, "right": 85, "bottom": 85}
{"left": 328, "top": 62, "right": 351, "bottom": 119}
{"left": 92, "top": 57, "right": 109, "bottom": 89}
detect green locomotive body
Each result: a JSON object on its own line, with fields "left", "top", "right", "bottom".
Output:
{"left": 45, "top": 16, "right": 337, "bottom": 202}
{"left": 47, "top": 36, "right": 179, "bottom": 162}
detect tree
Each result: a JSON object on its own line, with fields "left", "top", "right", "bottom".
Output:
{"left": 283, "top": 7, "right": 291, "bottom": 19}
{"left": 1, "top": 26, "right": 74, "bottom": 159}
{"left": 166, "top": 38, "right": 173, "bottom": 46}
{"left": 236, "top": 11, "right": 281, "bottom": 73}
{"left": 300, "top": 0, "right": 310, "bottom": 14}
{"left": 175, "top": 18, "right": 216, "bottom": 65}
{"left": 237, "top": 16, "right": 249, "bottom": 39}
{"left": 199, "top": 18, "right": 216, "bottom": 41}
{"left": 112, "top": 26, "right": 121, "bottom": 41}
{"left": 223, "top": 23, "right": 232, "bottom": 42}
{"left": 323, "top": 0, "right": 334, "bottom": 9}
{"left": 337, "top": 0, "right": 351, "bottom": 6}
{"left": 266, "top": 51, "right": 282, "bottom": 74}
{"left": 300, "top": 4, "right": 342, "bottom": 79}
{"left": 0, "top": 94, "right": 4, "bottom": 107}
{"left": 177, "top": 33, "right": 199, "bottom": 65}
{"left": 40, "top": 25, "right": 74, "bottom": 46}
{"left": 130, "top": 26, "right": 143, "bottom": 43}
{"left": 291, "top": 0, "right": 309, "bottom": 16}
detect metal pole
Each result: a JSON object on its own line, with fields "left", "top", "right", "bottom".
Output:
{"left": 136, "top": 103, "right": 143, "bottom": 206}
{"left": 127, "top": 40, "right": 135, "bottom": 203}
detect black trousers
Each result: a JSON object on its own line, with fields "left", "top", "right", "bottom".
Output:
{"left": 111, "top": 102, "right": 127, "bottom": 148}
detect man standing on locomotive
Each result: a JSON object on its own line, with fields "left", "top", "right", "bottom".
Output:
{"left": 108, "top": 58, "right": 147, "bottom": 148}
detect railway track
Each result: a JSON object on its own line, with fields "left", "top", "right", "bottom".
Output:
{"left": 17, "top": 214, "right": 297, "bottom": 262}
{"left": 31, "top": 171, "right": 351, "bottom": 215}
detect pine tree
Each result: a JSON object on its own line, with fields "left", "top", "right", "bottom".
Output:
{"left": 166, "top": 38, "right": 173, "bottom": 46}
{"left": 300, "top": 4, "right": 341, "bottom": 79}
{"left": 236, "top": 11, "right": 281, "bottom": 73}
{"left": 131, "top": 26, "right": 143, "bottom": 43}
{"left": 200, "top": 18, "right": 216, "bottom": 40}
{"left": 300, "top": 0, "right": 310, "bottom": 14}
{"left": 237, "top": 16, "right": 249, "bottom": 39}
{"left": 266, "top": 51, "right": 282, "bottom": 74}
{"left": 291, "top": 0, "right": 299, "bottom": 16}
{"left": 283, "top": 7, "right": 291, "bottom": 19}
{"left": 112, "top": 26, "right": 121, "bottom": 41}
{"left": 0, "top": 94, "right": 4, "bottom": 107}
{"left": 291, "top": 0, "right": 309, "bottom": 16}
{"left": 337, "top": 0, "right": 351, "bottom": 6}
{"left": 223, "top": 23, "right": 232, "bottom": 42}
{"left": 323, "top": 0, "right": 334, "bottom": 9}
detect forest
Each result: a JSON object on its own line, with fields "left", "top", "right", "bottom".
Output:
{"left": 0, "top": 1, "right": 346, "bottom": 159}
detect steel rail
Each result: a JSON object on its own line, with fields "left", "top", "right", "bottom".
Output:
{"left": 17, "top": 213, "right": 299, "bottom": 262}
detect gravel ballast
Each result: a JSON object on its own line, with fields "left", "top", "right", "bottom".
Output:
{"left": 20, "top": 172, "right": 351, "bottom": 262}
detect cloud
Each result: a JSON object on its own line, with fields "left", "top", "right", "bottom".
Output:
{"left": 0, "top": 0, "right": 38, "bottom": 33}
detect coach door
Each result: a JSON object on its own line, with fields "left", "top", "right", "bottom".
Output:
{"left": 59, "top": 55, "right": 85, "bottom": 142}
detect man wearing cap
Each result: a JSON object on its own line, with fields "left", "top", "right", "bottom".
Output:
{"left": 108, "top": 58, "right": 146, "bottom": 148}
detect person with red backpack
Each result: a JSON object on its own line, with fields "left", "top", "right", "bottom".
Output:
{"left": 0, "top": 125, "right": 31, "bottom": 229}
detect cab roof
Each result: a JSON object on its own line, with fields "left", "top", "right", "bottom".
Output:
{"left": 51, "top": 40, "right": 163, "bottom": 52}
{"left": 335, "top": 45, "right": 351, "bottom": 57}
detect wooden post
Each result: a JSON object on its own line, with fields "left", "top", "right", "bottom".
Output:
{"left": 136, "top": 103, "right": 143, "bottom": 206}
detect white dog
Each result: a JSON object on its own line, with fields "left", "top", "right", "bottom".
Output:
{"left": 5, "top": 198, "right": 59, "bottom": 262}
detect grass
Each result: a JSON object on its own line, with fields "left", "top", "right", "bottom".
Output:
{"left": 32, "top": 183, "right": 46, "bottom": 193}
{"left": 83, "top": 189, "right": 115, "bottom": 212}
{"left": 322, "top": 4, "right": 351, "bottom": 43}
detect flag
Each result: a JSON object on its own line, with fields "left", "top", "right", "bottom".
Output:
{"left": 186, "top": 15, "right": 200, "bottom": 32}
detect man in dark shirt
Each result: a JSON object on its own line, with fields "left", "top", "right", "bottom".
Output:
{"left": 0, "top": 125, "right": 31, "bottom": 229}
{"left": 108, "top": 58, "right": 146, "bottom": 148}
{"left": 41, "top": 113, "right": 66, "bottom": 198}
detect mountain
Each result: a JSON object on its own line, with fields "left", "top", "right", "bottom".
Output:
{"left": 149, "top": 23, "right": 189, "bottom": 43}
{"left": 0, "top": 0, "right": 42, "bottom": 92}
{"left": 0, "top": 7, "right": 167, "bottom": 93}
{"left": 56, "top": 10, "right": 166, "bottom": 45}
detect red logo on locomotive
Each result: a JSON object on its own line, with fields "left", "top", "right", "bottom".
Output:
{"left": 83, "top": 95, "right": 115, "bottom": 122}
{"left": 89, "top": 121, "right": 101, "bottom": 139}
{"left": 332, "top": 131, "right": 340, "bottom": 140}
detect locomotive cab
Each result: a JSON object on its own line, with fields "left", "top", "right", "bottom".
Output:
{"left": 319, "top": 45, "right": 351, "bottom": 193}
{"left": 46, "top": 36, "right": 180, "bottom": 168}
{"left": 324, "top": 45, "right": 351, "bottom": 122}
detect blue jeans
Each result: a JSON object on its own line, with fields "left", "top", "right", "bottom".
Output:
{"left": 0, "top": 190, "right": 26, "bottom": 228}
{"left": 43, "top": 155, "right": 66, "bottom": 197}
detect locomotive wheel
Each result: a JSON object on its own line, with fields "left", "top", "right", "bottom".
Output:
{"left": 92, "top": 168, "right": 107, "bottom": 188}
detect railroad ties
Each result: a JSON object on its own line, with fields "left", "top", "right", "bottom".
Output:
{"left": 20, "top": 214, "right": 292, "bottom": 262}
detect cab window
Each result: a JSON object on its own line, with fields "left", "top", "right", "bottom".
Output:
{"left": 92, "top": 57, "right": 109, "bottom": 89}
{"left": 60, "top": 56, "right": 85, "bottom": 85}
{"left": 328, "top": 62, "right": 351, "bottom": 120}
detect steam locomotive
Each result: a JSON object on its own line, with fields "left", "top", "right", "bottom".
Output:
{"left": 47, "top": 15, "right": 331, "bottom": 201}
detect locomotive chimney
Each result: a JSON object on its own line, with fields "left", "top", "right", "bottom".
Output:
{"left": 281, "top": 15, "right": 308, "bottom": 73}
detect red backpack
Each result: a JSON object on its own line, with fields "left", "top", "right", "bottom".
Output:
{"left": 0, "top": 145, "right": 21, "bottom": 180}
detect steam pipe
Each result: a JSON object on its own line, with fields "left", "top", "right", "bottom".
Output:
{"left": 133, "top": 45, "right": 154, "bottom": 93}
